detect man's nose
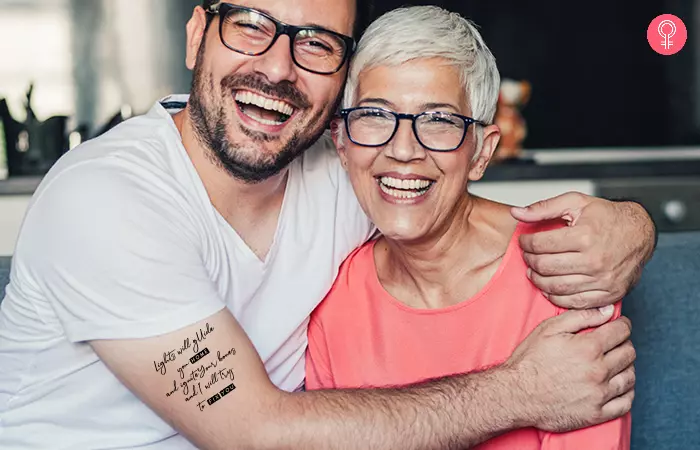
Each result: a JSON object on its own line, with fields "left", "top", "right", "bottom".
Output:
{"left": 384, "top": 121, "right": 427, "bottom": 162}
{"left": 251, "top": 35, "right": 298, "bottom": 85}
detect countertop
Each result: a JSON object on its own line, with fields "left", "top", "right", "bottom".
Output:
{"left": 0, "top": 176, "right": 42, "bottom": 196}
{"left": 2, "top": 147, "right": 699, "bottom": 196}
{"left": 483, "top": 147, "right": 700, "bottom": 181}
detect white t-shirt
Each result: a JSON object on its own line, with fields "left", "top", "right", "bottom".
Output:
{"left": 0, "top": 96, "right": 373, "bottom": 448}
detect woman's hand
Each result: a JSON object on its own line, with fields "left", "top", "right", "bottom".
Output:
{"left": 511, "top": 192, "right": 656, "bottom": 309}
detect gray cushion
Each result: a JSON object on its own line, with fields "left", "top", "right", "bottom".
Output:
{"left": 0, "top": 256, "right": 10, "bottom": 302}
{"left": 624, "top": 232, "right": 700, "bottom": 449}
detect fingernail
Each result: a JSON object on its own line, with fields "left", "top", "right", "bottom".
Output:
{"left": 598, "top": 305, "right": 614, "bottom": 317}
{"left": 527, "top": 268, "right": 532, "bottom": 279}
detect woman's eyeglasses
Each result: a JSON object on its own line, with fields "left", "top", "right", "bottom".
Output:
{"left": 339, "top": 106, "right": 485, "bottom": 152}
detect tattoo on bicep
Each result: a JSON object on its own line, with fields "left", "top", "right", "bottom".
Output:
{"left": 153, "top": 323, "right": 237, "bottom": 412}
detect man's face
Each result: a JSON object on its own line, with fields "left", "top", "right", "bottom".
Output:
{"left": 186, "top": 0, "right": 356, "bottom": 183}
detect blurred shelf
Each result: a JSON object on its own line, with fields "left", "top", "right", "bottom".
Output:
{"left": 484, "top": 156, "right": 700, "bottom": 182}
{"left": 0, "top": 176, "right": 42, "bottom": 196}
{"left": 523, "top": 147, "right": 700, "bottom": 165}
{"left": 2, "top": 149, "right": 700, "bottom": 196}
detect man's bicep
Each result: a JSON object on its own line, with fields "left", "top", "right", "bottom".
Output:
{"left": 19, "top": 166, "right": 225, "bottom": 341}
{"left": 91, "top": 308, "right": 281, "bottom": 449}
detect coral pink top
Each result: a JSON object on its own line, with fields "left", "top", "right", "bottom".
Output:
{"left": 306, "top": 221, "right": 630, "bottom": 449}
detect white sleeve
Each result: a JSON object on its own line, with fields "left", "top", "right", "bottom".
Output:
{"left": 15, "top": 162, "right": 226, "bottom": 343}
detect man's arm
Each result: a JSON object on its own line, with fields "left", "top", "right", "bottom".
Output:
{"left": 512, "top": 193, "right": 656, "bottom": 309}
{"left": 92, "top": 305, "right": 635, "bottom": 450}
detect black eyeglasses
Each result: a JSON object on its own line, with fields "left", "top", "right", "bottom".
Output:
{"left": 340, "top": 107, "right": 485, "bottom": 152}
{"left": 205, "top": 3, "right": 356, "bottom": 75}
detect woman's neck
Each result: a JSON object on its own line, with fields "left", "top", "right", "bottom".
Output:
{"left": 376, "top": 197, "right": 517, "bottom": 310}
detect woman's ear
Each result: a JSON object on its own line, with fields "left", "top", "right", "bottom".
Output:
{"left": 185, "top": 7, "right": 209, "bottom": 71}
{"left": 469, "top": 124, "right": 501, "bottom": 181}
{"left": 330, "top": 119, "right": 349, "bottom": 169}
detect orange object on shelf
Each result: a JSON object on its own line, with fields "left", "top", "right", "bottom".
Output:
{"left": 494, "top": 79, "right": 531, "bottom": 162}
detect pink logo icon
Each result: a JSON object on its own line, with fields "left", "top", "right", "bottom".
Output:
{"left": 648, "top": 14, "right": 687, "bottom": 55}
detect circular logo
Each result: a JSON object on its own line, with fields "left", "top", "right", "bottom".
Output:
{"left": 648, "top": 14, "right": 687, "bottom": 55}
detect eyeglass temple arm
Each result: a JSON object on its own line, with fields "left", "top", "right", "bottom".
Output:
{"left": 205, "top": 1, "right": 222, "bottom": 13}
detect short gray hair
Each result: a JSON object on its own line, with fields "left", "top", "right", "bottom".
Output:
{"left": 341, "top": 6, "right": 500, "bottom": 153}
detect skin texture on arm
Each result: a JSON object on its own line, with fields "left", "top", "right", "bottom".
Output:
{"left": 93, "top": 306, "right": 634, "bottom": 450}
{"left": 512, "top": 193, "right": 656, "bottom": 309}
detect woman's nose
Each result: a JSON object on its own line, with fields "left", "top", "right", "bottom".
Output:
{"left": 384, "top": 121, "right": 427, "bottom": 162}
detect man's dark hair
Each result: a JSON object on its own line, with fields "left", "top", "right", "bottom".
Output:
{"left": 202, "top": 0, "right": 374, "bottom": 38}
{"left": 354, "top": 0, "right": 374, "bottom": 38}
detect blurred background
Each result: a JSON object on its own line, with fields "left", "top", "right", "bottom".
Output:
{"left": 1, "top": 0, "right": 699, "bottom": 255}
{"left": 0, "top": 0, "right": 198, "bottom": 149}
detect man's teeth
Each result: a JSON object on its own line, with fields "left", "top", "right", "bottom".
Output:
{"left": 379, "top": 176, "right": 433, "bottom": 200}
{"left": 380, "top": 176, "right": 432, "bottom": 190}
{"left": 240, "top": 112, "right": 284, "bottom": 126}
{"left": 234, "top": 91, "right": 294, "bottom": 116}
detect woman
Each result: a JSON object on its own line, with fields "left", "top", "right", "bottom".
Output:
{"left": 306, "top": 6, "right": 629, "bottom": 449}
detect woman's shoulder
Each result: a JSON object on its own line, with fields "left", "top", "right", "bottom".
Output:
{"left": 337, "top": 239, "right": 377, "bottom": 279}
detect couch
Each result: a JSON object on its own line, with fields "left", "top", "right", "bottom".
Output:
{"left": 0, "top": 256, "right": 9, "bottom": 300}
{"left": 1, "top": 232, "right": 699, "bottom": 447}
{"left": 622, "top": 231, "right": 700, "bottom": 447}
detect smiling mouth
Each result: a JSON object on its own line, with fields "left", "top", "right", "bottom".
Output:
{"left": 377, "top": 176, "right": 435, "bottom": 200}
{"left": 234, "top": 90, "right": 296, "bottom": 126}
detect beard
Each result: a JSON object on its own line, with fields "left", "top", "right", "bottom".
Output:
{"left": 187, "top": 42, "right": 338, "bottom": 184}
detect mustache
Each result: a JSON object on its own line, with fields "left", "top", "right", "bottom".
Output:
{"left": 222, "top": 73, "right": 311, "bottom": 110}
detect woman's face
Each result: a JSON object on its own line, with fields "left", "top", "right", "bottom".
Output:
{"left": 334, "top": 58, "right": 500, "bottom": 243}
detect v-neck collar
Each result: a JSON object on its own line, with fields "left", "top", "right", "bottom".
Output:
{"left": 212, "top": 169, "right": 293, "bottom": 267}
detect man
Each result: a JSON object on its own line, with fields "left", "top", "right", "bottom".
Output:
{"left": 0, "top": 1, "right": 651, "bottom": 448}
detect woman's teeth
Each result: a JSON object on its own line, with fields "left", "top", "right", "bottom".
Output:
{"left": 380, "top": 177, "right": 432, "bottom": 190}
{"left": 378, "top": 176, "right": 433, "bottom": 199}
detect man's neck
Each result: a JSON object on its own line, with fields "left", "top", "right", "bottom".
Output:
{"left": 173, "top": 109, "right": 289, "bottom": 260}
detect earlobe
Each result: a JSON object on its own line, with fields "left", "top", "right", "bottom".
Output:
{"left": 469, "top": 125, "right": 501, "bottom": 181}
{"left": 468, "top": 158, "right": 487, "bottom": 181}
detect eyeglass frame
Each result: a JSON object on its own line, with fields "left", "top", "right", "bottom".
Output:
{"left": 204, "top": 2, "right": 357, "bottom": 75}
{"left": 339, "top": 106, "right": 487, "bottom": 152}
